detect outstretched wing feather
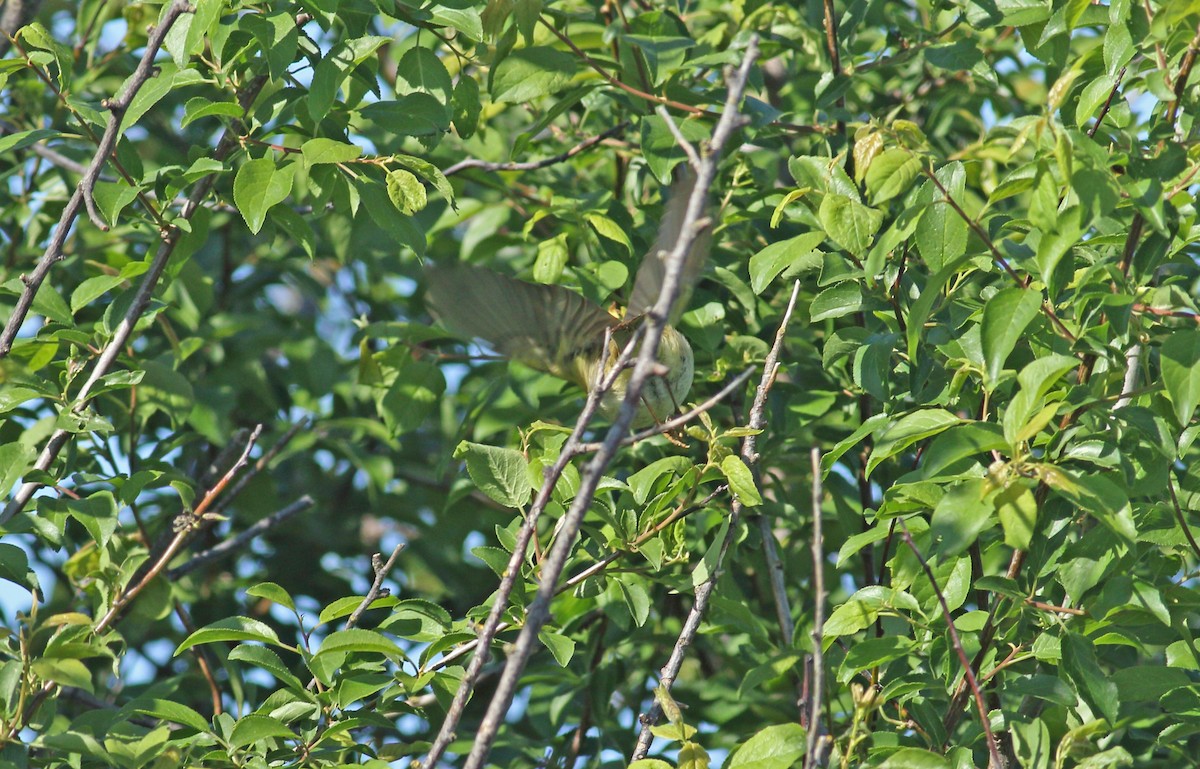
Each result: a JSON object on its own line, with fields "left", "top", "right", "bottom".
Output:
{"left": 426, "top": 265, "right": 615, "bottom": 387}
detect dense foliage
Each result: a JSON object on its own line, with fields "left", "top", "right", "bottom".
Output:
{"left": 2, "top": 0, "right": 1200, "bottom": 767}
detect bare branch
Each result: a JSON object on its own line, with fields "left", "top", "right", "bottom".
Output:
{"left": 421, "top": 326, "right": 642, "bottom": 769}
{"left": 167, "top": 496, "right": 315, "bottom": 580}
{"left": 213, "top": 418, "right": 309, "bottom": 514}
{"left": 1112, "top": 343, "right": 1142, "bottom": 410}
{"left": 575, "top": 365, "right": 757, "bottom": 452}
{"left": 346, "top": 543, "right": 407, "bottom": 630}
{"left": 804, "top": 446, "right": 828, "bottom": 768}
{"left": 0, "top": 0, "right": 44, "bottom": 58}
{"left": 654, "top": 106, "right": 701, "bottom": 168}
{"left": 94, "top": 426, "right": 263, "bottom": 634}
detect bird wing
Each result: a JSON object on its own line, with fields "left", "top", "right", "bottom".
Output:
{"left": 425, "top": 264, "right": 617, "bottom": 388}
{"left": 627, "top": 166, "right": 712, "bottom": 324}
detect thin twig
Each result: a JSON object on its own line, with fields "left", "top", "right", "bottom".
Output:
{"left": 751, "top": 287, "right": 804, "bottom": 669}
{"left": 575, "top": 366, "right": 756, "bottom": 452}
{"left": 94, "top": 426, "right": 263, "bottom": 634}
{"left": 922, "top": 168, "right": 1078, "bottom": 345}
{"left": 1168, "top": 474, "right": 1200, "bottom": 564}
{"left": 654, "top": 106, "right": 702, "bottom": 168}
{"left": 897, "top": 519, "right": 1003, "bottom": 769}
{"left": 1087, "top": 66, "right": 1126, "bottom": 138}
{"left": 1022, "top": 599, "right": 1085, "bottom": 616}
{"left": 1166, "top": 23, "right": 1200, "bottom": 129}
{"left": 172, "top": 600, "right": 225, "bottom": 714}
{"left": 456, "top": 39, "right": 759, "bottom": 769}
{"left": 213, "top": 418, "right": 309, "bottom": 514}
{"left": 346, "top": 543, "right": 407, "bottom": 630}
{"left": 631, "top": 240, "right": 800, "bottom": 760}
{"left": 0, "top": 0, "right": 192, "bottom": 358}
{"left": 167, "top": 495, "right": 315, "bottom": 579}
{"left": 804, "top": 446, "right": 827, "bottom": 768}
{"left": 444, "top": 122, "right": 629, "bottom": 176}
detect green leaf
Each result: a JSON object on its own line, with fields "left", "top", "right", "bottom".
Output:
{"left": 120, "top": 63, "right": 202, "bottom": 132}
{"left": 314, "top": 628, "right": 406, "bottom": 659}
{"left": 134, "top": 699, "right": 211, "bottom": 733}
{"left": 915, "top": 163, "right": 968, "bottom": 271}
{"left": 615, "top": 574, "right": 651, "bottom": 626}
{"left": 0, "top": 443, "right": 36, "bottom": 503}
{"left": 451, "top": 75, "right": 482, "bottom": 138}
{"left": 585, "top": 213, "right": 632, "bottom": 252}
{"left": 245, "top": 582, "right": 296, "bottom": 612}
{"left": 309, "top": 35, "right": 390, "bottom": 116}
{"left": 363, "top": 178, "right": 427, "bottom": 255}
{"left": 387, "top": 169, "right": 427, "bottom": 215}
{"left": 1035, "top": 205, "right": 1083, "bottom": 290}
{"left": 864, "top": 148, "right": 922, "bottom": 205}
{"left": 534, "top": 234, "right": 568, "bottom": 284}
{"left": 748, "top": 232, "right": 824, "bottom": 294}
{"left": 809, "top": 281, "right": 863, "bottom": 322}
{"left": 454, "top": 441, "right": 532, "bottom": 508}
{"left": 727, "top": 723, "right": 807, "bottom": 769}
{"left": 32, "top": 658, "right": 92, "bottom": 692}
{"left": 491, "top": 46, "right": 578, "bottom": 103}
{"left": 817, "top": 193, "right": 883, "bottom": 257}
{"left": 233, "top": 157, "right": 295, "bottom": 234}
{"left": 720, "top": 455, "right": 761, "bottom": 507}
{"left": 868, "top": 409, "right": 962, "bottom": 477}
{"left": 981, "top": 287, "right": 1042, "bottom": 387}
{"left": 0, "top": 127, "right": 58, "bottom": 154}
{"left": 995, "top": 482, "right": 1037, "bottom": 549}
{"left": 823, "top": 599, "right": 878, "bottom": 639}
{"left": 228, "top": 645, "right": 307, "bottom": 692}
{"left": 840, "top": 636, "right": 914, "bottom": 681}
{"left": 929, "top": 478, "right": 994, "bottom": 558}
{"left": 627, "top": 456, "right": 689, "bottom": 505}
{"left": 879, "top": 748, "right": 952, "bottom": 768}
{"left": 395, "top": 45, "right": 453, "bottom": 105}
{"left": 301, "top": 138, "right": 363, "bottom": 165}
{"left": 175, "top": 616, "right": 283, "bottom": 654}
{"left": 538, "top": 630, "right": 576, "bottom": 666}
{"left": 229, "top": 714, "right": 295, "bottom": 747}
{"left": 0, "top": 543, "right": 31, "bottom": 589}
{"left": 1061, "top": 632, "right": 1119, "bottom": 723}
{"left": 1162, "top": 330, "right": 1200, "bottom": 426}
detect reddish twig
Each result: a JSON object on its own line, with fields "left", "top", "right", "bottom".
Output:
{"left": 897, "top": 519, "right": 1003, "bottom": 768}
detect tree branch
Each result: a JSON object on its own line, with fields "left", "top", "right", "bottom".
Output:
{"left": 167, "top": 496, "right": 315, "bottom": 580}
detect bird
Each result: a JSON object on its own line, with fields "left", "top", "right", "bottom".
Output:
{"left": 425, "top": 168, "right": 711, "bottom": 427}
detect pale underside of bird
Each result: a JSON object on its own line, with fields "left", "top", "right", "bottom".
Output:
{"left": 426, "top": 169, "right": 711, "bottom": 427}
